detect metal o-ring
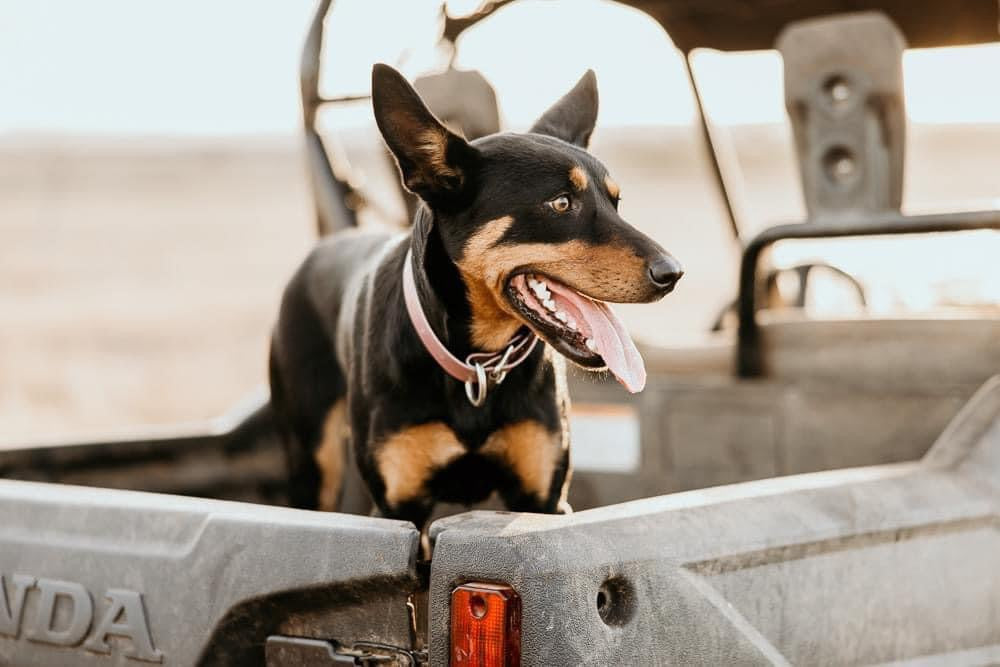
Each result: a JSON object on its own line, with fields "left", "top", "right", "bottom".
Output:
{"left": 491, "top": 345, "right": 514, "bottom": 384}
{"left": 465, "top": 363, "right": 488, "bottom": 407}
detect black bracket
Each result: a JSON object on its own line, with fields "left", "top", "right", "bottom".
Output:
{"left": 265, "top": 636, "right": 428, "bottom": 666}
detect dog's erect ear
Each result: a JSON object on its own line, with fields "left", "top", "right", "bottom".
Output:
{"left": 529, "top": 69, "right": 599, "bottom": 148}
{"left": 372, "top": 64, "right": 477, "bottom": 204}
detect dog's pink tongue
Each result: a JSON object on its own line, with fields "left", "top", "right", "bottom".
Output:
{"left": 547, "top": 284, "right": 647, "bottom": 393}
{"left": 585, "top": 302, "right": 647, "bottom": 393}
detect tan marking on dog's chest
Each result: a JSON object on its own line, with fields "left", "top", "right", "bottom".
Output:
{"left": 376, "top": 422, "right": 466, "bottom": 506}
{"left": 569, "top": 166, "right": 588, "bottom": 191}
{"left": 604, "top": 175, "right": 620, "bottom": 199}
{"left": 315, "top": 400, "right": 349, "bottom": 511}
{"left": 481, "top": 420, "right": 564, "bottom": 499}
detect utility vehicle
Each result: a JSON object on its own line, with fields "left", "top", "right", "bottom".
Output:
{"left": 2, "top": 1, "right": 999, "bottom": 664}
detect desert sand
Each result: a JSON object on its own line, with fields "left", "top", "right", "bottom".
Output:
{"left": 2, "top": 123, "right": 998, "bottom": 444}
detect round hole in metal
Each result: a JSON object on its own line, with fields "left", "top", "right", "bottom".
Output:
{"left": 823, "top": 73, "right": 852, "bottom": 109}
{"left": 822, "top": 145, "right": 857, "bottom": 185}
{"left": 596, "top": 576, "right": 635, "bottom": 627}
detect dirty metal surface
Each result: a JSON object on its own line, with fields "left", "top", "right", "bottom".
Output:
{"left": 429, "top": 376, "right": 1000, "bottom": 665}
{"left": 0, "top": 483, "right": 420, "bottom": 665}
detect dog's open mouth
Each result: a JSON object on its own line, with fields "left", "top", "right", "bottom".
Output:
{"left": 505, "top": 273, "right": 646, "bottom": 393}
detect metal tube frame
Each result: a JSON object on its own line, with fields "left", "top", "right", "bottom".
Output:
{"left": 737, "top": 210, "right": 1000, "bottom": 377}
{"left": 682, "top": 52, "right": 743, "bottom": 239}
{"left": 300, "top": 0, "right": 363, "bottom": 236}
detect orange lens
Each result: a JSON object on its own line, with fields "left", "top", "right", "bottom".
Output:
{"left": 450, "top": 582, "right": 521, "bottom": 666}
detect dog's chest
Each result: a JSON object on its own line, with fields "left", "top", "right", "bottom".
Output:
{"left": 375, "top": 418, "right": 563, "bottom": 506}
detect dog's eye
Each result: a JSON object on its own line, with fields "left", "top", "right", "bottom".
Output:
{"left": 548, "top": 195, "right": 571, "bottom": 213}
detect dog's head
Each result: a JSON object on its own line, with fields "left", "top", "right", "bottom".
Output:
{"left": 372, "top": 64, "right": 682, "bottom": 392}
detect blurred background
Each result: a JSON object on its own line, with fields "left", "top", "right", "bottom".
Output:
{"left": 2, "top": 0, "right": 998, "bottom": 444}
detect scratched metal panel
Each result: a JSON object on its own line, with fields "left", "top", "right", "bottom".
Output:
{"left": 0, "top": 484, "right": 419, "bottom": 666}
{"left": 428, "top": 376, "right": 1000, "bottom": 665}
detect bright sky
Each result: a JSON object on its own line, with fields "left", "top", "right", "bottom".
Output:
{"left": 2, "top": 0, "right": 999, "bottom": 135}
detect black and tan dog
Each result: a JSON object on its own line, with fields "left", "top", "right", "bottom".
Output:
{"left": 269, "top": 64, "right": 682, "bottom": 529}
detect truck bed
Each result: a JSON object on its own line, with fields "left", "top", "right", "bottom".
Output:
{"left": 1, "top": 376, "right": 998, "bottom": 664}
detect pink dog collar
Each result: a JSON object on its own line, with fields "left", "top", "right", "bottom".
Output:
{"left": 402, "top": 248, "right": 539, "bottom": 406}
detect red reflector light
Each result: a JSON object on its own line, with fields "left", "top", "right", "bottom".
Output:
{"left": 451, "top": 582, "right": 521, "bottom": 666}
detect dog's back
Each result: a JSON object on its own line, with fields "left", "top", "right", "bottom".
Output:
{"left": 269, "top": 229, "right": 399, "bottom": 508}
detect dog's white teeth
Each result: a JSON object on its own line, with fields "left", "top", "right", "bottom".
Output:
{"left": 531, "top": 282, "right": 550, "bottom": 299}
{"left": 543, "top": 299, "right": 556, "bottom": 311}
{"left": 567, "top": 319, "right": 577, "bottom": 331}
{"left": 585, "top": 338, "right": 598, "bottom": 352}
{"left": 528, "top": 278, "right": 540, "bottom": 289}
{"left": 555, "top": 310, "right": 568, "bottom": 323}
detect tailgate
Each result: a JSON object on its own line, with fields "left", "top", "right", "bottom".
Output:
{"left": 428, "top": 376, "right": 1000, "bottom": 665}
{"left": 0, "top": 481, "right": 419, "bottom": 665}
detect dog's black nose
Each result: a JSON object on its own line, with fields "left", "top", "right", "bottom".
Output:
{"left": 648, "top": 256, "right": 683, "bottom": 291}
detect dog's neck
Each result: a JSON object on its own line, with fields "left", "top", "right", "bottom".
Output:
{"left": 408, "top": 207, "right": 482, "bottom": 360}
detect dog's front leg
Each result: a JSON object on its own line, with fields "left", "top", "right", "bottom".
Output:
{"left": 364, "top": 413, "right": 467, "bottom": 530}
{"left": 483, "top": 420, "right": 572, "bottom": 515}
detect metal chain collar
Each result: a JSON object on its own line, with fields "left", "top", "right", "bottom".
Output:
{"left": 463, "top": 331, "right": 539, "bottom": 407}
